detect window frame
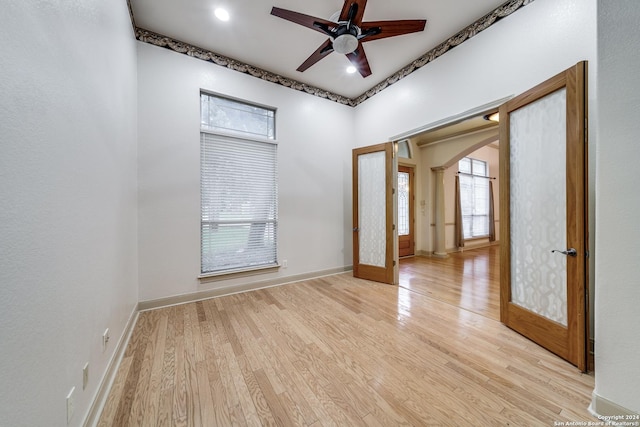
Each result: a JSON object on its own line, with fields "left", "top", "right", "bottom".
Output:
{"left": 200, "top": 90, "right": 276, "bottom": 142}
{"left": 458, "top": 157, "right": 490, "bottom": 240}
{"left": 199, "top": 92, "right": 279, "bottom": 278}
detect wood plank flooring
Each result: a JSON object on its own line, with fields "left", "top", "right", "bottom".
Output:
{"left": 98, "top": 251, "right": 595, "bottom": 426}
{"left": 399, "top": 246, "right": 500, "bottom": 320}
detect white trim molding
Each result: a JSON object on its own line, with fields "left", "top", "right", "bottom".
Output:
{"left": 590, "top": 392, "right": 639, "bottom": 425}
{"left": 139, "top": 266, "right": 353, "bottom": 312}
{"left": 83, "top": 307, "right": 139, "bottom": 427}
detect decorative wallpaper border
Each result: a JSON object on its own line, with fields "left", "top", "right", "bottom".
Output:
{"left": 131, "top": 0, "right": 534, "bottom": 107}
{"left": 135, "top": 28, "right": 355, "bottom": 106}
{"left": 351, "top": 0, "right": 535, "bottom": 105}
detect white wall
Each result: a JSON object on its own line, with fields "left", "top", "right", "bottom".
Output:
{"left": 594, "top": 0, "right": 640, "bottom": 414}
{"left": 137, "top": 43, "right": 355, "bottom": 303}
{"left": 0, "top": 1, "right": 138, "bottom": 426}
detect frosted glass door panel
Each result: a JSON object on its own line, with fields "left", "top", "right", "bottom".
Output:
{"left": 398, "top": 171, "right": 410, "bottom": 236}
{"left": 358, "top": 151, "right": 386, "bottom": 267}
{"left": 510, "top": 88, "right": 568, "bottom": 326}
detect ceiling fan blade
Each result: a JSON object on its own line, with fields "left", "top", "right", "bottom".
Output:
{"left": 339, "top": 0, "right": 367, "bottom": 26}
{"left": 346, "top": 43, "right": 372, "bottom": 78}
{"left": 297, "top": 39, "right": 335, "bottom": 72}
{"left": 271, "top": 7, "right": 337, "bottom": 36}
{"left": 360, "top": 19, "right": 426, "bottom": 42}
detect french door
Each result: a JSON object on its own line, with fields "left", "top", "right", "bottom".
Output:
{"left": 352, "top": 142, "right": 398, "bottom": 285}
{"left": 499, "top": 62, "right": 589, "bottom": 371}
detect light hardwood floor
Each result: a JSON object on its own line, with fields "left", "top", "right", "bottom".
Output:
{"left": 98, "top": 248, "right": 595, "bottom": 426}
{"left": 399, "top": 245, "right": 500, "bottom": 320}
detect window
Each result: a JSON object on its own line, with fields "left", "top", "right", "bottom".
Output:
{"left": 397, "top": 139, "right": 412, "bottom": 159}
{"left": 201, "top": 93, "right": 275, "bottom": 139}
{"left": 200, "top": 93, "right": 277, "bottom": 274}
{"left": 458, "top": 157, "right": 490, "bottom": 239}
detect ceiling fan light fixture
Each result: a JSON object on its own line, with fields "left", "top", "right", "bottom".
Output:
{"left": 346, "top": 65, "right": 357, "bottom": 74}
{"left": 333, "top": 34, "right": 358, "bottom": 54}
{"left": 270, "top": 2, "right": 426, "bottom": 77}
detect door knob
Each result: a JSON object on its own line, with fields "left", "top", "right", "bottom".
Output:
{"left": 551, "top": 248, "right": 577, "bottom": 257}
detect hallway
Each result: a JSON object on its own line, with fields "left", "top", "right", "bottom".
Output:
{"left": 399, "top": 245, "right": 500, "bottom": 320}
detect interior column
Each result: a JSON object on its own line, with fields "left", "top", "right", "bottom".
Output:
{"left": 432, "top": 167, "right": 448, "bottom": 258}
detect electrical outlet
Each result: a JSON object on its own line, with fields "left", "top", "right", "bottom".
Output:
{"left": 66, "top": 387, "right": 75, "bottom": 424}
{"left": 282, "top": 259, "right": 288, "bottom": 268}
{"left": 82, "top": 363, "right": 89, "bottom": 390}
{"left": 102, "top": 328, "right": 110, "bottom": 352}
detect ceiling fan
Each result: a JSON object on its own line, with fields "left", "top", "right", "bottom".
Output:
{"left": 271, "top": 0, "right": 426, "bottom": 78}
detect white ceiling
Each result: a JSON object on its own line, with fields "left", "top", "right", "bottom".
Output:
{"left": 130, "top": 0, "right": 509, "bottom": 99}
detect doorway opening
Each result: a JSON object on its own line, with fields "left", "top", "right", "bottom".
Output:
{"left": 391, "top": 63, "right": 593, "bottom": 371}
{"left": 394, "top": 111, "right": 501, "bottom": 321}
{"left": 399, "top": 246, "right": 500, "bottom": 320}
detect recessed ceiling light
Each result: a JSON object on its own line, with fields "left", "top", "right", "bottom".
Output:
{"left": 346, "top": 66, "right": 357, "bottom": 74}
{"left": 483, "top": 112, "right": 500, "bottom": 122}
{"left": 214, "top": 8, "right": 230, "bottom": 22}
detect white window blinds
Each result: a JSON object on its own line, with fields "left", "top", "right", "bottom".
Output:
{"left": 201, "top": 133, "right": 278, "bottom": 273}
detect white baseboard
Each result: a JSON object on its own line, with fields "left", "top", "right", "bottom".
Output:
{"left": 138, "top": 266, "right": 353, "bottom": 312}
{"left": 415, "top": 241, "right": 499, "bottom": 258}
{"left": 589, "top": 391, "right": 639, "bottom": 424}
{"left": 457, "top": 239, "right": 500, "bottom": 252}
{"left": 83, "top": 307, "right": 140, "bottom": 427}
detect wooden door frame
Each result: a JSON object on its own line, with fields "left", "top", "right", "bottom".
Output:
{"left": 352, "top": 142, "right": 397, "bottom": 285}
{"left": 499, "top": 61, "right": 589, "bottom": 371}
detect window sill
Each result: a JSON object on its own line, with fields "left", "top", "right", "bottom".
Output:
{"left": 198, "top": 263, "right": 280, "bottom": 283}
{"left": 465, "top": 236, "right": 488, "bottom": 241}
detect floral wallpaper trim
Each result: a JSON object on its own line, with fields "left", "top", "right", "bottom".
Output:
{"left": 135, "top": 28, "right": 356, "bottom": 106}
